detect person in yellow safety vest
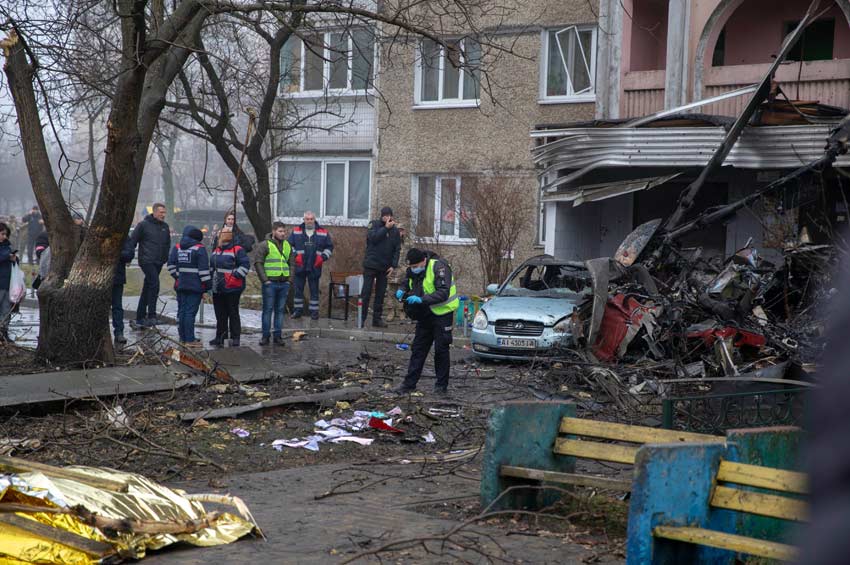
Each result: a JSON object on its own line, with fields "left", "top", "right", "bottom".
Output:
{"left": 393, "top": 248, "right": 459, "bottom": 396}
{"left": 254, "top": 221, "right": 292, "bottom": 346}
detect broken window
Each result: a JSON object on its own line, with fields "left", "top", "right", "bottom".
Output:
{"left": 544, "top": 26, "right": 596, "bottom": 99}
{"left": 417, "top": 38, "right": 481, "bottom": 105}
{"left": 413, "top": 175, "right": 476, "bottom": 241}
{"left": 278, "top": 159, "right": 371, "bottom": 221}
{"left": 784, "top": 19, "right": 834, "bottom": 62}
{"left": 280, "top": 29, "right": 376, "bottom": 93}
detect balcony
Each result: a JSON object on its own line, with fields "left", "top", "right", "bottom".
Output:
{"left": 621, "top": 59, "right": 850, "bottom": 119}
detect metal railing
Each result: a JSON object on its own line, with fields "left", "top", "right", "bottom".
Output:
{"left": 661, "top": 387, "right": 809, "bottom": 434}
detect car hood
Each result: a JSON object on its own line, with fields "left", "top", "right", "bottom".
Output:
{"left": 482, "top": 296, "right": 581, "bottom": 326}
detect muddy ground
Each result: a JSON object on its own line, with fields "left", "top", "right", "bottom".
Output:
{"left": 0, "top": 340, "right": 637, "bottom": 560}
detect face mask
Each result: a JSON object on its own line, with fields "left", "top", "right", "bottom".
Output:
{"left": 411, "top": 266, "right": 425, "bottom": 274}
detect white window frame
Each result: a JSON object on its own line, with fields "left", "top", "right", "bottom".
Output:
{"left": 413, "top": 39, "right": 480, "bottom": 109}
{"left": 410, "top": 175, "right": 476, "bottom": 244}
{"left": 275, "top": 157, "right": 372, "bottom": 227}
{"left": 280, "top": 29, "right": 377, "bottom": 97}
{"left": 539, "top": 26, "right": 597, "bottom": 104}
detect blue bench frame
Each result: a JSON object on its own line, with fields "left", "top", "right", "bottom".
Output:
{"left": 626, "top": 426, "right": 803, "bottom": 564}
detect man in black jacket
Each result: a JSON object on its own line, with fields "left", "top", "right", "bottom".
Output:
{"left": 127, "top": 204, "right": 171, "bottom": 328}
{"left": 21, "top": 206, "right": 41, "bottom": 264}
{"left": 361, "top": 207, "right": 401, "bottom": 328}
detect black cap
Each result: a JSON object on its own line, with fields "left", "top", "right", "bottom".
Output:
{"left": 406, "top": 248, "right": 426, "bottom": 265}
{"left": 381, "top": 207, "right": 393, "bottom": 217}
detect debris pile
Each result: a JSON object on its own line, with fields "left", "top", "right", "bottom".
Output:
{"left": 566, "top": 226, "right": 833, "bottom": 390}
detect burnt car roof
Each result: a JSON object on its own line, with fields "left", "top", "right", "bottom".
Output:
{"left": 518, "top": 254, "right": 587, "bottom": 269}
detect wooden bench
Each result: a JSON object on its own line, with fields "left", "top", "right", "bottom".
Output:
{"left": 627, "top": 427, "right": 805, "bottom": 564}
{"left": 480, "top": 401, "right": 725, "bottom": 511}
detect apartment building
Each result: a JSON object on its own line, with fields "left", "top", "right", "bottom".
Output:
{"left": 537, "top": 0, "right": 850, "bottom": 263}
{"left": 275, "top": 1, "right": 603, "bottom": 291}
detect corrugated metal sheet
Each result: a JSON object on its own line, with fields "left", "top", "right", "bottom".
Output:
{"left": 704, "top": 79, "right": 850, "bottom": 117}
{"left": 532, "top": 124, "right": 850, "bottom": 191}
{"left": 623, "top": 89, "right": 665, "bottom": 119}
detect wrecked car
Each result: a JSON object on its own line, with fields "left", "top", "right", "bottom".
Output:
{"left": 471, "top": 255, "right": 592, "bottom": 360}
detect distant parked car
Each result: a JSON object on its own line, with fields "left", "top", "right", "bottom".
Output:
{"left": 471, "top": 255, "right": 592, "bottom": 360}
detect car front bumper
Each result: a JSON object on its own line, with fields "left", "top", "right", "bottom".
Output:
{"left": 470, "top": 325, "right": 572, "bottom": 360}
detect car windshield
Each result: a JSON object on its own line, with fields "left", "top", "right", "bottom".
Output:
{"left": 499, "top": 264, "right": 592, "bottom": 298}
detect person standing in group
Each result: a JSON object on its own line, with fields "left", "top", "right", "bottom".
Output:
{"left": 212, "top": 210, "right": 254, "bottom": 252}
{"left": 209, "top": 225, "right": 250, "bottom": 347}
{"left": 361, "top": 207, "right": 401, "bottom": 328}
{"left": 255, "top": 222, "right": 292, "bottom": 346}
{"left": 288, "top": 211, "right": 333, "bottom": 320}
{"left": 0, "top": 223, "right": 19, "bottom": 342}
{"left": 167, "top": 226, "right": 210, "bottom": 348}
{"left": 127, "top": 203, "right": 171, "bottom": 328}
{"left": 393, "top": 248, "right": 459, "bottom": 396}
{"left": 21, "top": 206, "right": 41, "bottom": 265}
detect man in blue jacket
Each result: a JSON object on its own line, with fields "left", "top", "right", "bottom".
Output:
{"left": 127, "top": 204, "right": 171, "bottom": 328}
{"left": 288, "top": 211, "right": 333, "bottom": 320}
{"left": 167, "top": 226, "right": 210, "bottom": 347}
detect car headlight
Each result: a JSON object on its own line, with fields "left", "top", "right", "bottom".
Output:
{"left": 473, "top": 309, "right": 488, "bottom": 330}
{"left": 553, "top": 316, "right": 571, "bottom": 333}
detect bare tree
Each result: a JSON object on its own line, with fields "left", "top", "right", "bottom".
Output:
{"left": 460, "top": 175, "right": 535, "bottom": 290}
{"left": 0, "top": 0, "right": 518, "bottom": 364}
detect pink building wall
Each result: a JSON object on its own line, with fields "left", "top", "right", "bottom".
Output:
{"left": 629, "top": 0, "right": 669, "bottom": 71}
{"left": 721, "top": 0, "right": 850, "bottom": 65}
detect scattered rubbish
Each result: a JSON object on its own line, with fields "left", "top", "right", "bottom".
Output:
{"left": 395, "top": 343, "right": 409, "bottom": 351}
{"left": 427, "top": 407, "right": 461, "bottom": 418}
{"left": 335, "top": 401, "right": 351, "bottom": 410}
{"left": 368, "top": 417, "right": 404, "bottom": 434}
{"left": 230, "top": 427, "right": 250, "bottom": 438}
{"left": 0, "top": 438, "right": 41, "bottom": 456}
{"left": 329, "top": 436, "right": 373, "bottom": 446}
{"left": 209, "top": 384, "right": 229, "bottom": 394}
{"left": 180, "top": 388, "right": 366, "bottom": 421}
{"left": 104, "top": 405, "right": 131, "bottom": 430}
{"left": 292, "top": 331, "right": 307, "bottom": 342}
{"left": 165, "top": 346, "right": 235, "bottom": 384}
{"left": 192, "top": 418, "right": 211, "bottom": 428}
{"left": 387, "top": 406, "right": 404, "bottom": 416}
{"left": 421, "top": 431, "right": 436, "bottom": 443}
{"left": 272, "top": 437, "right": 321, "bottom": 452}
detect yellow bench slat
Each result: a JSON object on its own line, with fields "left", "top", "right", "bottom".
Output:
{"left": 500, "top": 465, "right": 632, "bottom": 491}
{"left": 559, "top": 417, "right": 724, "bottom": 445}
{"left": 653, "top": 526, "right": 796, "bottom": 561}
{"left": 711, "top": 485, "right": 807, "bottom": 522}
{"left": 553, "top": 438, "right": 636, "bottom": 464}
{"left": 717, "top": 461, "right": 807, "bottom": 494}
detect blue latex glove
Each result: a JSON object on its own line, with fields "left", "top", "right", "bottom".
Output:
{"left": 406, "top": 295, "right": 423, "bottom": 305}
{"left": 395, "top": 289, "right": 405, "bottom": 300}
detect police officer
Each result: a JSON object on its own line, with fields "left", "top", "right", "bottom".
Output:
{"left": 393, "top": 248, "right": 459, "bottom": 396}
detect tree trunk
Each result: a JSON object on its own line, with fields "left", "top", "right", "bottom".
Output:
{"left": 156, "top": 135, "right": 177, "bottom": 214}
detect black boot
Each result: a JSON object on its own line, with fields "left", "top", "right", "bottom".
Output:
{"left": 259, "top": 336, "right": 270, "bottom": 346}
{"left": 230, "top": 338, "right": 240, "bottom": 347}
{"left": 209, "top": 336, "right": 223, "bottom": 347}
{"left": 273, "top": 335, "right": 285, "bottom": 346}
{"left": 291, "top": 310, "right": 303, "bottom": 319}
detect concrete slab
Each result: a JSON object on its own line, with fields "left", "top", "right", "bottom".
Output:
{"left": 0, "top": 348, "right": 315, "bottom": 408}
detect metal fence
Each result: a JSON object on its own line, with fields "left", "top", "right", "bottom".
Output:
{"left": 661, "top": 387, "right": 809, "bottom": 434}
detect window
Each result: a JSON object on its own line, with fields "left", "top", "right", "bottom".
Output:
{"left": 541, "top": 26, "right": 596, "bottom": 102}
{"left": 280, "top": 29, "right": 375, "bottom": 94}
{"left": 415, "top": 39, "right": 481, "bottom": 107}
{"left": 784, "top": 19, "right": 835, "bottom": 62}
{"left": 277, "top": 159, "right": 371, "bottom": 223}
{"left": 412, "top": 175, "right": 475, "bottom": 241}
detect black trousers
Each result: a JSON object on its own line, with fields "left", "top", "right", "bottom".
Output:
{"left": 213, "top": 291, "right": 242, "bottom": 339}
{"left": 361, "top": 267, "right": 388, "bottom": 322}
{"left": 403, "top": 312, "right": 453, "bottom": 391}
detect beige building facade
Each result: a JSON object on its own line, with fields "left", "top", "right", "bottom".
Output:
{"left": 371, "top": 1, "right": 601, "bottom": 293}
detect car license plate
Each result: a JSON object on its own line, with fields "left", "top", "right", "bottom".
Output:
{"left": 497, "top": 338, "right": 536, "bottom": 348}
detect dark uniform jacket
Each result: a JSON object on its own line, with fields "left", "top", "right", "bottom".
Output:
{"left": 288, "top": 222, "right": 333, "bottom": 278}
{"left": 363, "top": 219, "right": 401, "bottom": 271}
{"left": 129, "top": 214, "right": 171, "bottom": 266}
{"left": 403, "top": 251, "right": 453, "bottom": 319}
